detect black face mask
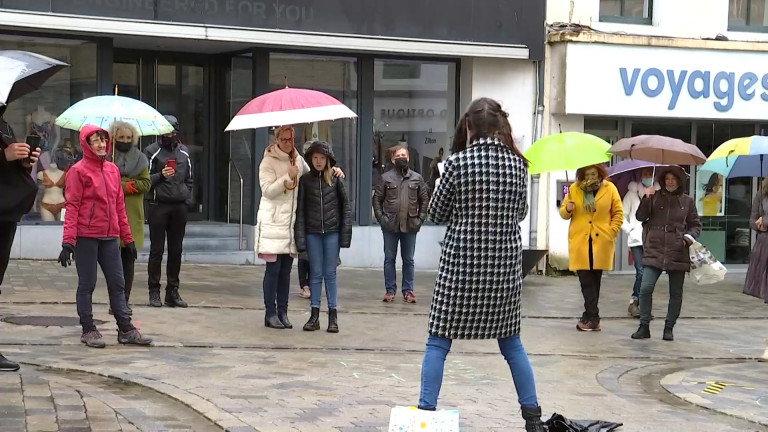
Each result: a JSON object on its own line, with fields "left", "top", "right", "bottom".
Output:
{"left": 394, "top": 157, "right": 408, "bottom": 170}
{"left": 115, "top": 141, "right": 133, "bottom": 153}
{"left": 161, "top": 135, "right": 178, "bottom": 148}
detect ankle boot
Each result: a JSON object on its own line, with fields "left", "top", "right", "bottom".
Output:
{"left": 303, "top": 307, "right": 320, "bottom": 331}
{"left": 277, "top": 310, "right": 293, "bottom": 329}
{"left": 149, "top": 291, "right": 162, "bottom": 307}
{"left": 327, "top": 308, "right": 339, "bottom": 333}
{"left": 164, "top": 289, "right": 188, "bottom": 308}
{"left": 265, "top": 314, "right": 285, "bottom": 329}
{"left": 521, "top": 405, "right": 545, "bottom": 432}
{"left": 631, "top": 324, "right": 651, "bottom": 339}
{"left": 663, "top": 326, "right": 674, "bottom": 341}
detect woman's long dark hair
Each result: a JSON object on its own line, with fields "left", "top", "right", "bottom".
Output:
{"left": 451, "top": 97, "right": 527, "bottom": 165}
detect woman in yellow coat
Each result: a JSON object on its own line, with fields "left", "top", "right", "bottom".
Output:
{"left": 559, "top": 164, "right": 623, "bottom": 332}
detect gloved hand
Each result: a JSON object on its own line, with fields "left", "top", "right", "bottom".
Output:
{"left": 124, "top": 242, "right": 138, "bottom": 260}
{"left": 58, "top": 243, "right": 75, "bottom": 268}
{"left": 125, "top": 180, "right": 139, "bottom": 194}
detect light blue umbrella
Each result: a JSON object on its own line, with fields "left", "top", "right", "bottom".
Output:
{"left": 699, "top": 154, "right": 768, "bottom": 178}
{"left": 55, "top": 95, "right": 173, "bottom": 136}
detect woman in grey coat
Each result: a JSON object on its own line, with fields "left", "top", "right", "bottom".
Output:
{"left": 417, "top": 98, "right": 544, "bottom": 432}
{"left": 744, "top": 176, "right": 768, "bottom": 303}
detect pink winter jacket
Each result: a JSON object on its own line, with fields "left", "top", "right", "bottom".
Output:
{"left": 62, "top": 125, "right": 134, "bottom": 246}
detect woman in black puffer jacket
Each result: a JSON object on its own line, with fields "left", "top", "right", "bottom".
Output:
{"left": 294, "top": 141, "right": 352, "bottom": 333}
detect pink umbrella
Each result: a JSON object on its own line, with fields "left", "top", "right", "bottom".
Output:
{"left": 225, "top": 85, "right": 357, "bottom": 131}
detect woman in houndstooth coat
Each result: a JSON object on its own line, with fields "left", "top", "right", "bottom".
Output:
{"left": 417, "top": 98, "right": 545, "bottom": 432}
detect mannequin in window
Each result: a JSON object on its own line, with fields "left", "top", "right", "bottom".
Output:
{"left": 37, "top": 162, "right": 66, "bottom": 221}
{"left": 25, "top": 106, "right": 60, "bottom": 154}
{"left": 301, "top": 121, "right": 331, "bottom": 144}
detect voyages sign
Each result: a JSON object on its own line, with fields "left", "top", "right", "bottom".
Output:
{"left": 564, "top": 43, "right": 768, "bottom": 120}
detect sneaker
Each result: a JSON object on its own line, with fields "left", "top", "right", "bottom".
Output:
{"left": 576, "top": 320, "right": 601, "bottom": 331}
{"left": 80, "top": 330, "right": 106, "bottom": 348}
{"left": 0, "top": 354, "right": 20, "bottom": 372}
{"left": 403, "top": 291, "right": 417, "bottom": 303}
{"left": 382, "top": 291, "right": 395, "bottom": 302}
{"left": 117, "top": 329, "right": 153, "bottom": 346}
{"left": 299, "top": 286, "right": 310, "bottom": 299}
{"left": 628, "top": 298, "right": 640, "bottom": 318}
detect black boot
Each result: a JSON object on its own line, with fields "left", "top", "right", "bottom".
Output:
{"left": 277, "top": 310, "right": 293, "bottom": 329}
{"left": 164, "top": 288, "right": 188, "bottom": 308}
{"left": 149, "top": 291, "right": 162, "bottom": 308}
{"left": 265, "top": 314, "right": 285, "bottom": 329}
{"left": 303, "top": 307, "right": 320, "bottom": 331}
{"left": 631, "top": 324, "right": 651, "bottom": 339}
{"left": 521, "top": 405, "right": 545, "bottom": 432}
{"left": 663, "top": 326, "right": 674, "bottom": 341}
{"left": 327, "top": 308, "right": 339, "bottom": 333}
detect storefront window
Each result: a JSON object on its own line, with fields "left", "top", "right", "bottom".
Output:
{"left": 372, "top": 59, "right": 457, "bottom": 202}
{"left": 694, "top": 122, "right": 755, "bottom": 265}
{"left": 0, "top": 35, "right": 97, "bottom": 223}
{"left": 269, "top": 53, "right": 358, "bottom": 220}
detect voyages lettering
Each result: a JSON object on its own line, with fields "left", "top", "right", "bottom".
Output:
{"left": 619, "top": 67, "right": 768, "bottom": 113}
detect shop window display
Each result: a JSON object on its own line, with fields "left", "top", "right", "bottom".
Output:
{"left": 372, "top": 59, "right": 457, "bottom": 204}
{"left": 0, "top": 36, "right": 97, "bottom": 222}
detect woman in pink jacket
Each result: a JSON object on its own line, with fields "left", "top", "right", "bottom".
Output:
{"left": 58, "top": 125, "right": 152, "bottom": 348}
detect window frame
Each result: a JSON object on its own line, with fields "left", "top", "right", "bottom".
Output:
{"left": 599, "top": 0, "right": 653, "bottom": 25}
{"left": 728, "top": 0, "right": 768, "bottom": 32}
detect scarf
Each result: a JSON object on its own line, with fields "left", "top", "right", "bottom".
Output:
{"left": 112, "top": 145, "right": 148, "bottom": 178}
{"left": 579, "top": 179, "right": 602, "bottom": 213}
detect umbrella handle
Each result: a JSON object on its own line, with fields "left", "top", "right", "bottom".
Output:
{"left": 284, "top": 149, "right": 299, "bottom": 190}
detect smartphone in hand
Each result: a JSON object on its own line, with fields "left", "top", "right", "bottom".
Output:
{"left": 165, "top": 159, "right": 177, "bottom": 170}
{"left": 25, "top": 135, "right": 41, "bottom": 163}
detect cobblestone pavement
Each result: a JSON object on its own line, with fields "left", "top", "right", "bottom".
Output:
{"left": 0, "top": 261, "right": 767, "bottom": 431}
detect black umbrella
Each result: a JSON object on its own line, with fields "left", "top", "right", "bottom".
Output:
{"left": 545, "top": 413, "right": 623, "bottom": 432}
{"left": 0, "top": 50, "right": 69, "bottom": 106}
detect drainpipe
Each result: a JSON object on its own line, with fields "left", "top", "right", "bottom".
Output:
{"left": 529, "top": 60, "right": 545, "bottom": 256}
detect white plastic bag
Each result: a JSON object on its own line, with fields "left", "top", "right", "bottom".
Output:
{"left": 388, "top": 406, "right": 460, "bottom": 432}
{"left": 689, "top": 241, "right": 727, "bottom": 285}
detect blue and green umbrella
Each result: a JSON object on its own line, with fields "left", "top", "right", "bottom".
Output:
{"left": 55, "top": 95, "right": 173, "bottom": 136}
{"left": 700, "top": 135, "right": 768, "bottom": 178}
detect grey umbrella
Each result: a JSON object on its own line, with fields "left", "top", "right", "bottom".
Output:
{"left": 0, "top": 50, "right": 70, "bottom": 106}
{"left": 609, "top": 135, "right": 706, "bottom": 165}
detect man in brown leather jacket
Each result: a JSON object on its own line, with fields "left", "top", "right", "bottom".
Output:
{"left": 373, "top": 145, "right": 429, "bottom": 303}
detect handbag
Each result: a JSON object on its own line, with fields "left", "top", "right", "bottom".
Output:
{"left": 689, "top": 241, "right": 727, "bottom": 285}
{"left": 388, "top": 406, "right": 459, "bottom": 432}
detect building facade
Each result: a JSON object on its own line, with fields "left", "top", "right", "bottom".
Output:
{"left": 1, "top": 0, "right": 545, "bottom": 268}
{"left": 541, "top": 0, "right": 768, "bottom": 273}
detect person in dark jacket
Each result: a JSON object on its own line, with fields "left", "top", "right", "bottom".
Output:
{"left": 143, "top": 115, "right": 193, "bottom": 309}
{"left": 372, "top": 145, "right": 429, "bottom": 303}
{"left": 58, "top": 126, "right": 152, "bottom": 348}
{"left": 0, "top": 105, "right": 40, "bottom": 371}
{"left": 295, "top": 141, "right": 352, "bottom": 333}
{"left": 631, "top": 167, "right": 701, "bottom": 342}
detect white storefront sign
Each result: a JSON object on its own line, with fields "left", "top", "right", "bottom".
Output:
{"left": 565, "top": 43, "right": 768, "bottom": 120}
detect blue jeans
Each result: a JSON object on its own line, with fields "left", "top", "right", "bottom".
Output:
{"left": 418, "top": 334, "right": 538, "bottom": 410}
{"left": 306, "top": 232, "right": 340, "bottom": 309}
{"left": 630, "top": 246, "right": 644, "bottom": 299}
{"left": 638, "top": 265, "right": 685, "bottom": 327}
{"left": 383, "top": 231, "right": 417, "bottom": 293}
{"left": 263, "top": 254, "right": 293, "bottom": 316}
{"left": 75, "top": 238, "right": 134, "bottom": 333}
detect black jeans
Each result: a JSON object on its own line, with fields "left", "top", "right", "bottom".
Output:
{"left": 148, "top": 201, "right": 187, "bottom": 293}
{"left": 75, "top": 238, "right": 134, "bottom": 333}
{"left": 639, "top": 266, "right": 686, "bottom": 328}
{"left": 120, "top": 246, "right": 135, "bottom": 302}
{"left": 263, "top": 254, "right": 293, "bottom": 316}
{"left": 576, "top": 238, "right": 602, "bottom": 322}
{"left": 298, "top": 258, "right": 310, "bottom": 288}
{"left": 0, "top": 221, "right": 17, "bottom": 289}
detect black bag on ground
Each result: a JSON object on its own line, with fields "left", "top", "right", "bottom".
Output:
{"left": 545, "top": 413, "right": 622, "bottom": 432}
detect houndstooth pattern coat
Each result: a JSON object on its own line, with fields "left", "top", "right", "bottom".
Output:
{"left": 427, "top": 137, "right": 528, "bottom": 340}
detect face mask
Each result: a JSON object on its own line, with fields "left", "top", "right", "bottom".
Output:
{"left": 161, "top": 136, "right": 177, "bottom": 148}
{"left": 394, "top": 157, "right": 408, "bottom": 170}
{"left": 641, "top": 178, "right": 653, "bottom": 187}
{"left": 115, "top": 141, "right": 132, "bottom": 153}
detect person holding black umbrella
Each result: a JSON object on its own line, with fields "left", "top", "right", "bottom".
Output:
{"left": 0, "top": 104, "right": 41, "bottom": 370}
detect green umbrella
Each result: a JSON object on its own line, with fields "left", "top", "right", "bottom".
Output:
{"left": 524, "top": 132, "right": 611, "bottom": 175}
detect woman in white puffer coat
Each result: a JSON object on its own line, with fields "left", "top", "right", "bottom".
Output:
{"left": 257, "top": 125, "right": 343, "bottom": 330}
{"left": 622, "top": 168, "right": 657, "bottom": 317}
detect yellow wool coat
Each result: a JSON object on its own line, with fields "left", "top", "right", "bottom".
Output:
{"left": 559, "top": 181, "right": 624, "bottom": 271}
